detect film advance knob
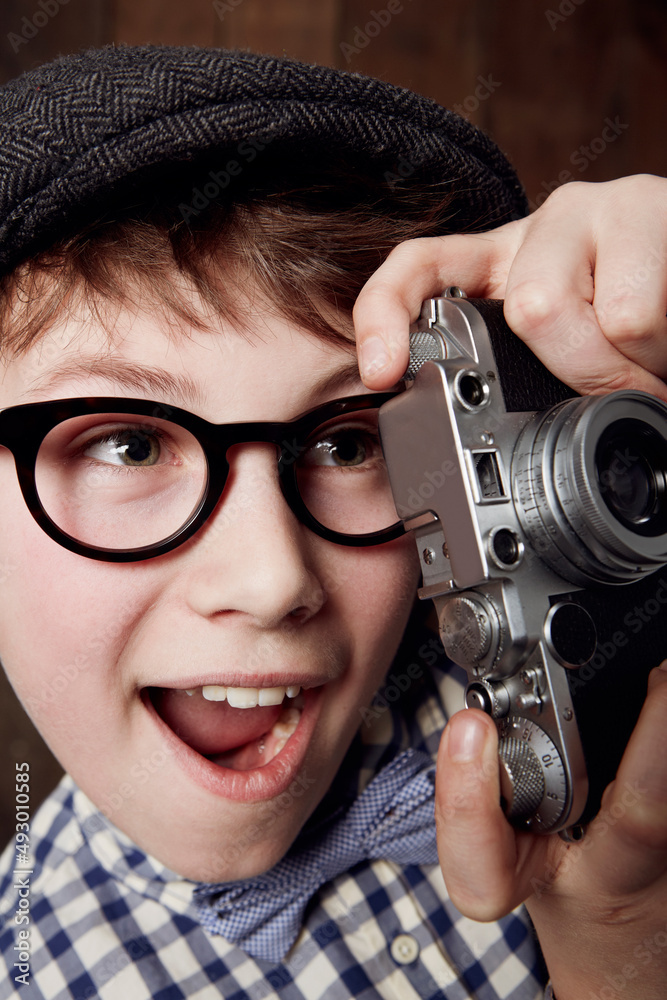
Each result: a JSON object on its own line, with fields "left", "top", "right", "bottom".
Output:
{"left": 439, "top": 594, "right": 497, "bottom": 669}
{"left": 498, "top": 737, "right": 545, "bottom": 822}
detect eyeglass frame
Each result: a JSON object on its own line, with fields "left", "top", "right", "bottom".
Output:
{"left": 0, "top": 391, "right": 404, "bottom": 562}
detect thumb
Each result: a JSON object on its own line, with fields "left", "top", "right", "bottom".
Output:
{"left": 436, "top": 709, "right": 528, "bottom": 919}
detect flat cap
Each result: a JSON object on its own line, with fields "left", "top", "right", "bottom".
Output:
{"left": 0, "top": 45, "right": 527, "bottom": 275}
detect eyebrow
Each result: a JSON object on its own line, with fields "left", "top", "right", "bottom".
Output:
{"left": 21, "top": 352, "right": 367, "bottom": 408}
{"left": 23, "top": 357, "right": 204, "bottom": 406}
{"left": 306, "top": 355, "right": 366, "bottom": 399}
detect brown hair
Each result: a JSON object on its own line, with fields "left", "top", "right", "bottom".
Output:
{"left": 0, "top": 152, "right": 463, "bottom": 356}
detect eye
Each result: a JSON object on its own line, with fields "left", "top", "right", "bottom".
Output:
{"left": 83, "top": 427, "right": 168, "bottom": 467}
{"left": 304, "top": 424, "right": 382, "bottom": 468}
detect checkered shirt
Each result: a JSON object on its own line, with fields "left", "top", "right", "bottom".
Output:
{"left": 0, "top": 634, "right": 553, "bottom": 1000}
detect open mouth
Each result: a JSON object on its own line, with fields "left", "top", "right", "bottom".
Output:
{"left": 148, "top": 683, "right": 306, "bottom": 772}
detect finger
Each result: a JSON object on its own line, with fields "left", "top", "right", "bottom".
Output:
{"left": 581, "top": 662, "right": 667, "bottom": 897}
{"left": 354, "top": 226, "right": 524, "bottom": 388}
{"left": 503, "top": 183, "right": 667, "bottom": 401}
{"left": 589, "top": 177, "right": 667, "bottom": 378}
{"left": 435, "top": 709, "right": 525, "bottom": 919}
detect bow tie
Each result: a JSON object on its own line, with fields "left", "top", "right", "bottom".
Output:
{"left": 193, "top": 748, "right": 438, "bottom": 962}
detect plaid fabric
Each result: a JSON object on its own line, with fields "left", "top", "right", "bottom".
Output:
{"left": 194, "top": 748, "right": 439, "bottom": 960}
{"left": 0, "top": 640, "right": 551, "bottom": 1000}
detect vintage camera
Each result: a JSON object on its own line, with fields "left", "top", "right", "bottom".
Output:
{"left": 379, "top": 290, "right": 667, "bottom": 836}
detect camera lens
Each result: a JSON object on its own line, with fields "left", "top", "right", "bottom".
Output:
{"left": 512, "top": 391, "right": 667, "bottom": 585}
{"left": 595, "top": 419, "right": 666, "bottom": 536}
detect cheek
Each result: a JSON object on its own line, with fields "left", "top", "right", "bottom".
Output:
{"left": 325, "top": 535, "right": 421, "bottom": 664}
{"left": 342, "top": 534, "right": 419, "bottom": 612}
{"left": 0, "top": 500, "right": 147, "bottom": 744}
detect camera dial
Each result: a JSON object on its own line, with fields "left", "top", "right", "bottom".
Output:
{"left": 438, "top": 592, "right": 502, "bottom": 673}
{"left": 497, "top": 718, "right": 567, "bottom": 830}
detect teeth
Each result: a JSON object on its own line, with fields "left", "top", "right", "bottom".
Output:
{"left": 271, "top": 707, "right": 301, "bottom": 738}
{"left": 258, "top": 687, "right": 289, "bottom": 706}
{"left": 200, "top": 684, "right": 301, "bottom": 708}
{"left": 226, "top": 687, "right": 259, "bottom": 709}
{"left": 202, "top": 685, "right": 227, "bottom": 702}
{"left": 268, "top": 705, "right": 301, "bottom": 749}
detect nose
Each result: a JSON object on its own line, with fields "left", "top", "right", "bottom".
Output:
{"left": 184, "top": 443, "right": 326, "bottom": 627}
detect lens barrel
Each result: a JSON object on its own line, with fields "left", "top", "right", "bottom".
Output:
{"left": 512, "top": 391, "right": 667, "bottom": 585}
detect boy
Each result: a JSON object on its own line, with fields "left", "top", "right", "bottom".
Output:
{"left": 0, "top": 45, "right": 665, "bottom": 1000}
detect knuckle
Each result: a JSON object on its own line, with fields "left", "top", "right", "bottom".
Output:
{"left": 384, "top": 236, "right": 436, "bottom": 268}
{"left": 598, "top": 297, "right": 657, "bottom": 347}
{"left": 613, "top": 172, "right": 667, "bottom": 205}
{"left": 537, "top": 179, "right": 590, "bottom": 210}
{"left": 610, "top": 800, "right": 667, "bottom": 853}
{"left": 504, "top": 282, "right": 562, "bottom": 334}
{"left": 352, "top": 279, "right": 395, "bottom": 323}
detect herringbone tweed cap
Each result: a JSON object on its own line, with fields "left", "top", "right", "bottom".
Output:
{"left": 0, "top": 45, "right": 527, "bottom": 275}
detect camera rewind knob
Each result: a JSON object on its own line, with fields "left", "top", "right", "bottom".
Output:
{"left": 498, "top": 737, "right": 545, "bottom": 822}
{"left": 405, "top": 330, "right": 449, "bottom": 380}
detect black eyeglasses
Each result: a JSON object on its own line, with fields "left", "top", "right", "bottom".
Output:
{"left": 0, "top": 392, "right": 404, "bottom": 562}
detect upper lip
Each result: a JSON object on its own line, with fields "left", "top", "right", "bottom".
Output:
{"left": 143, "top": 673, "right": 335, "bottom": 691}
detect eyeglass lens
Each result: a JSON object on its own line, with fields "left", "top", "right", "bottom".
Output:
{"left": 33, "top": 407, "right": 398, "bottom": 550}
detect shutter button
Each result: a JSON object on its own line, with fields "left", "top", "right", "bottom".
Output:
{"left": 390, "top": 933, "right": 420, "bottom": 965}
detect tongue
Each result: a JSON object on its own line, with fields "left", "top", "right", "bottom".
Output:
{"left": 151, "top": 688, "right": 283, "bottom": 756}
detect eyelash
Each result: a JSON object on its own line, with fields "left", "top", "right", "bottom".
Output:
{"left": 73, "top": 425, "right": 169, "bottom": 463}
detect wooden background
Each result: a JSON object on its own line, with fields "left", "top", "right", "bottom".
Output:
{"left": 0, "top": 0, "right": 666, "bottom": 845}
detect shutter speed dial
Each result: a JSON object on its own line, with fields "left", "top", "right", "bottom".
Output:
{"left": 497, "top": 717, "right": 568, "bottom": 831}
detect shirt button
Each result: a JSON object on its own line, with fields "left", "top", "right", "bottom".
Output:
{"left": 390, "top": 933, "right": 420, "bottom": 965}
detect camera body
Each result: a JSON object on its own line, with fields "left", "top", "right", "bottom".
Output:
{"left": 379, "top": 292, "right": 667, "bottom": 835}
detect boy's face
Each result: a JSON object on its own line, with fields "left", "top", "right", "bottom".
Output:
{"left": 0, "top": 284, "right": 419, "bottom": 881}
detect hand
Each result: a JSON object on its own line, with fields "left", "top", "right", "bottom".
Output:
{"left": 435, "top": 663, "right": 667, "bottom": 1000}
{"left": 354, "top": 175, "right": 667, "bottom": 403}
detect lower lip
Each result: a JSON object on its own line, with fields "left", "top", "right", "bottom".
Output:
{"left": 142, "top": 686, "right": 324, "bottom": 803}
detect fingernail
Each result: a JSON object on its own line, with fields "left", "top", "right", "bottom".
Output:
{"left": 359, "top": 336, "right": 390, "bottom": 379}
{"left": 447, "top": 713, "right": 487, "bottom": 762}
